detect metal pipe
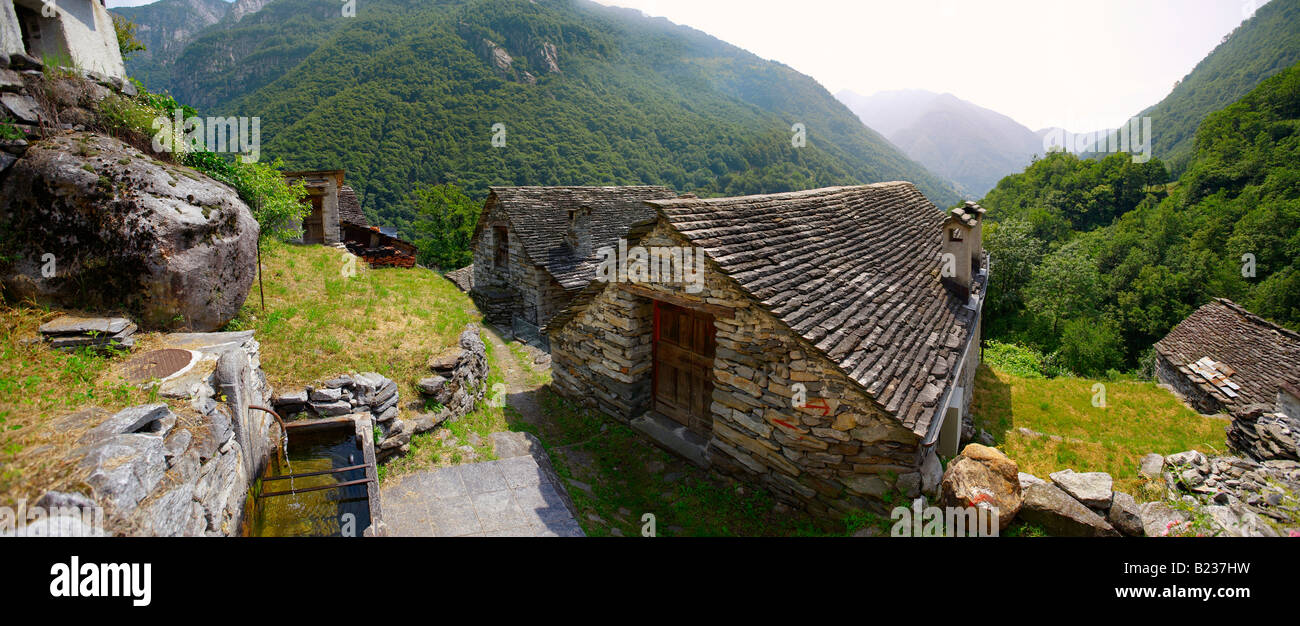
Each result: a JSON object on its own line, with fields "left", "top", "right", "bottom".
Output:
{"left": 259, "top": 478, "right": 373, "bottom": 498}
{"left": 247, "top": 403, "right": 287, "bottom": 434}
{"left": 261, "top": 464, "right": 369, "bottom": 483}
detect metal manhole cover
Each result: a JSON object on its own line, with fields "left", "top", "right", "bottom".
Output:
{"left": 124, "top": 349, "right": 195, "bottom": 383}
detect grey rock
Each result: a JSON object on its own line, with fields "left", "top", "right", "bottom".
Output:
{"left": 79, "top": 404, "right": 172, "bottom": 445}
{"left": 1139, "top": 501, "right": 1190, "bottom": 537}
{"left": 35, "top": 490, "right": 98, "bottom": 512}
{"left": 1107, "top": 492, "right": 1144, "bottom": 536}
{"left": 273, "top": 390, "right": 308, "bottom": 406}
{"left": 0, "top": 132, "right": 260, "bottom": 331}
{"left": 921, "top": 450, "right": 943, "bottom": 495}
{"left": 310, "top": 400, "right": 352, "bottom": 416}
{"left": 0, "top": 92, "right": 41, "bottom": 123}
{"left": 417, "top": 376, "right": 448, "bottom": 397}
{"left": 138, "top": 481, "right": 197, "bottom": 536}
{"left": 161, "top": 427, "right": 193, "bottom": 465}
{"left": 0, "top": 68, "right": 20, "bottom": 91}
{"left": 309, "top": 387, "right": 343, "bottom": 402}
{"left": 1018, "top": 472, "right": 1045, "bottom": 491}
{"left": 1048, "top": 469, "right": 1114, "bottom": 509}
{"left": 323, "top": 376, "right": 352, "bottom": 388}
{"left": 1139, "top": 453, "right": 1165, "bottom": 479}
{"left": 1165, "top": 450, "right": 1208, "bottom": 472}
{"left": 1018, "top": 483, "right": 1119, "bottom": 537}
{"left": 78, "top": 434, "right": 167, "bottom": 514}
{"left": 8, "top": 53, "right": 41, "bottom": 72}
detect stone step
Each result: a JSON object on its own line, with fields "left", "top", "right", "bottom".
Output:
{"left": 630, "top": 411, "right": 708, "bottom": 468}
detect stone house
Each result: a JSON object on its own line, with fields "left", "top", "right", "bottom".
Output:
{"left": 282, "top": 170, "right": 416, "bottom": 266}
{"left": 469, "top": 186, "right": 676, "bottom": 343}
{"left": 1, "top": 0, "right": 125, "bottom": 79}
{"left": 545, "top": 184, "right": 989, "bottom": 519}
{"left": 1154, "top": 298, "right": 1300, "bottom": 416}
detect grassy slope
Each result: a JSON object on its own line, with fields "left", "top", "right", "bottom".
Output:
{"left": 971, "top": 364, "right": 1227, "bottom": 497}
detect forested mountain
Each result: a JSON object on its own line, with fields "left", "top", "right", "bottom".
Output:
{"left": 981, "top": 61, "right": 1300, "bottom": 376}
{"left": 1080, "top": 0, "right": 1300, "bottom": 175}
{"left": 112, "top": 0, "right": 231, "bottom": 87}
{"left": 837, "top": 89, "right": 1043, "bottom": 197}
{"left": 115, "top": 0, "right": 961, "bottom": 234}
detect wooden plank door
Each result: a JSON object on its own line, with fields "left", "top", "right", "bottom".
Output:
{"left": 653, "top": 301, "right": 716, "bottom": 436}
{"left": 303, "top": 196, "right": 325, "bottom": 243}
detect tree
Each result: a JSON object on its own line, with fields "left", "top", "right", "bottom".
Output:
{"left": 1025, "top": 239, "right": 1102, "bottom": 334}
{"left": 410, "top": 183, "right": 479, "bottom": 270}
{"left": 111, "top": 15, "right": 147, "bottom": 60}
{"left": 1057, "top": 317, "right": 1126, "bottom": 377}
{"left": 984, "top": 217, "right": 1044, "bottom": 318}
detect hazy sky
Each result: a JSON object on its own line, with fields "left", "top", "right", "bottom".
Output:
{"left": 106, "top": 0, "right": 1266, "bottom": 131}
{"left": 592, "top": 0, "right": 1266, "bottom": 131}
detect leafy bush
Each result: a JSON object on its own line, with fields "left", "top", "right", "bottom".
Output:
{"left": 1056, "top": 317, "right": 1126, "bottom": 377}
{"left": 983, "top": 340, "right": 1075, "bottom": 379}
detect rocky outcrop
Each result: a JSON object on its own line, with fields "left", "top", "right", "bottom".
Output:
{"left": 0, "top": 132, "right": 259, "bottom": 331}
{"left": 939, "top": 444, "right": 1022, "bottom": 530}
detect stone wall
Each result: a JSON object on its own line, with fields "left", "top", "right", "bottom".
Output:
{"left": 549, "top": 221, "right": 931, "bottom": 520}
{"left": 1155, "top": 353, "right": 1222, "bottom": 414}
{"left": 21, "top": 330, "right": 280, "bottom": 536}
{"left": 271, "top": 326, "right": 490, "bottom": 462}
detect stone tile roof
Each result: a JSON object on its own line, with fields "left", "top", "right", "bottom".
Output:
{"left": 339, "top": 185, "right": 367, "bottom": 226}
{"left": 551, "top": 183, "right": 985, "bottom": 437}
{"left": 1155, "top": 298, "right": 1300, "bottom": 412}
{"left": 472, "top": 186, "right": 676, "bottom": 290}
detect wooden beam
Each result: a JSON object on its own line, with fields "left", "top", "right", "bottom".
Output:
{"left": 261, "top": 464, "right": 369, "bottom": 483}
{"left": 617, "top": 283, "right": 735, "bottom": 319}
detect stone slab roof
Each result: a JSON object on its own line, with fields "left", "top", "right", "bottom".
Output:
{"left": 471, "top": 186, "right": 676, "bottom": 290}
{"left": 551, "top": 183, "right": 985, "bottom": 437}
{"left": 1155, "top": 298, "right": 1300, "bottom": 412}
{"left": 339, "top": 185, "right": 367, "bottom": 226}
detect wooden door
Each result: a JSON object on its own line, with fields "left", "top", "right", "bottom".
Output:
{"left": 653, "top": 301, "right": 716, "bottom": 436}
{"left": 303, "top": 196, "right": 325, "bottom": 243}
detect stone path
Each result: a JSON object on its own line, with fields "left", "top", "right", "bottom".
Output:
{"left": 380, "top": 453, "right": 584, "bottom": 537}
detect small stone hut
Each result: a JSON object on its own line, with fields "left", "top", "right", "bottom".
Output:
{"left": 1154, "top": 298, "right": 1300, "bottom": 415}
{"left": 545, "top": 184, "right": 989, "bottom": 519}
{"left": 283, "top": 169, "right": 345, "bottom": 245}
{"left": 469, "top": 186, "right": 676, "bottom": 343}
{"left": 1, "top": 0, "right": 125, "bottom": 79}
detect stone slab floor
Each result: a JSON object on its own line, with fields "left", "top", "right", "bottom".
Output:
{"left": 381, "top": 455, "right": 585, "bottom": 537}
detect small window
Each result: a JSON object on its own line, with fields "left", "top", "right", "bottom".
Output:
{"left": 493, "top": 226, "right": 509, "bottom": 268}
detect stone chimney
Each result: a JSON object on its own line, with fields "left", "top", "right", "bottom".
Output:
{"left": 565, "top": 206, "right": 592, "bottom": 258}
{"left": 941, "top": 204, "right": 981, "bottom": 300}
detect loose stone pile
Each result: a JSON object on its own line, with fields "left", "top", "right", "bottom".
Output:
{"left": 1227, "top": 403, "right": 1298, "bottom": 462}
{"left": 1150, "top": 449, "right": 1297, "bottom": 536}
{"left": 37, "top": 315, "right": 137, "bottom": 352}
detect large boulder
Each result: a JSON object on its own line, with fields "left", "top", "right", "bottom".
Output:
{"left": 0, "top": 132, "right": 259, "bottom": 331}
{"left": 939, "top": 444, "right": 1022, "bottom": 530}
{"left": 1019, "top": 482, "right": 1120, "bottom": 537}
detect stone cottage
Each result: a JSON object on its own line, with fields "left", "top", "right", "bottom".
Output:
{"left": 469, "top": 186, "right": 676, "bottom": 343}
{"left": 545, "top": 184, "right": 989, "bottom": 520}
{"left": 1154, "top": 298, "right": 1300, "bottom": 416}
{"left": 283, "top": 169, "right": 345, "bottom": 245}
{"left": 1, "top": 0, "right": 125, "bottom": 79}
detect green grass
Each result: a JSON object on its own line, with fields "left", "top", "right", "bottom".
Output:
{"left": 225, "top": 240, "right": 481, "bottom": 408}
{"left": 971, "top": 363, "right": 1227, "bottom": 497}
{"left": 0, "top": 304, "right": 169, "bottom": 505}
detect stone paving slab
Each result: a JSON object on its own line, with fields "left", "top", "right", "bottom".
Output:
{"left": 380, "top": 455, "right": 585, "bottom": 537}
